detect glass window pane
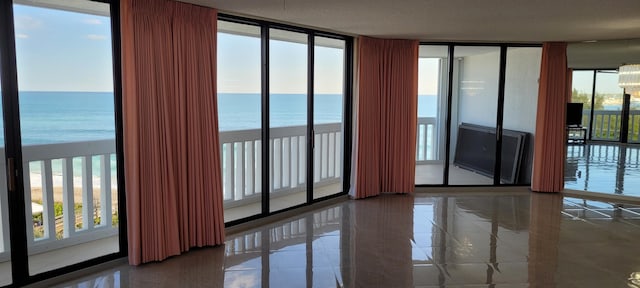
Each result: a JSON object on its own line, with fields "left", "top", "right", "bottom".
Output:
{"left": 217, "top": 21, "right": 262, "bottom": 222}
{"left": 448, "top": 46, "right": 500, "bottom": 185}
{"left": 13, "top": 1, "right": 119, "bottom": 275}
{"left": 269, "top": 28, "right": 307, "bottom": 212}
{"left": 502, "top": 47, "right": 542, "bottom": 185}
{"left": 415, "top": 45, "right": 448, "bottom": 185}
{"left": 571, "top": 70, "right": 594, "bottom": 131}
{"left": 592, "top": 70, "right": 624, "bottom": 141}
{"left": 313, "top": 36, "right": 344, "bottom": 199}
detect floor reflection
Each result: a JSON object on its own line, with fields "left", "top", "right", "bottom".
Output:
{"left": 52, "top": 192, "right": 640, "bottom": 287}
{"left": 565, "top": 143, "right": 640, "bottom": 197}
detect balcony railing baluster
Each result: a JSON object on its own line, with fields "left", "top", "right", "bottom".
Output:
{"left": 0, "top": 140, "right": 121, "bottom": 256}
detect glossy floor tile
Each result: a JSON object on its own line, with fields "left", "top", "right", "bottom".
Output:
{"left": 565, "top": 143, "right": 640, "bottom": 197}
{"left": 48, "top": 192, "right": 640, "bottom": 287}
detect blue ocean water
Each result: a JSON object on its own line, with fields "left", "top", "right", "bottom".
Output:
{"left": 217, "top": 93, "right": 437, "bottom": 130}
{"left": 18, "top": 91, "right": 116, "bottom": 145}
{"left": 217, "top": 93, "right": 345, "bottom": 130}
{"left": 7, "top": 92, "right": 436, "bottom": 142}
{"left": 2, "top": 92, "right": 436, "bottom": 178}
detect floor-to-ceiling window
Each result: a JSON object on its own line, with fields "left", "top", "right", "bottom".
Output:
{"left": 415, "top": 45, "right": 448, "bottom": 185}
{"left": 566, "top": 69, "right": 639, "bottom": 197}
{"left": 415, "top": 44, "right": 541, "bottom": 186}
{"left": 13, "top": 0, "right": 120, "bottom": 277}
{"left": 312, "top": 36, "right": 345, "bottom": 200}
{"left": 0, "top": 0, "right": 125, "bottom": 286}
{"left": 593, "top": 70, "right": 624, "bottom": 141}
{"left": 448, "top": 46, "right": 501, "bottom": 185}
{"left": 217, "top": 21, "right": 263, "bottom": 223}
{"left": 217, "top": 16, "right": 352, "bottom": 223}
{"left": 502, "top": 47, "right": 542, "bottom": 185}
{"left": 268, "top": 28, "right": 309, "bottom": 213}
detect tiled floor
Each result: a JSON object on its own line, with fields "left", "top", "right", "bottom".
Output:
{"left": 415, "top": 164, "right": 494, "bottom": 185}
{"left": 223, "top": 182, "right": 342, "bottom": 222}
{"left": 0, "top": 235, "right": 119, "bottom": 285}
{"left": 565, "top": 143, "right": 640, "bottom": 197}
{"left": 46, "top": 191, "right": 640, "bottom": 287}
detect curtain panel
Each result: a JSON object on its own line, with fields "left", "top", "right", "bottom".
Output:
{"left": 351, "top": 36, "right": 418, "bottom": 199}
{"left": 121, "top": 0, "right": 224, "bottom": 265}
{"left": 531, "top": 42, "right": 568, "bottom": 193}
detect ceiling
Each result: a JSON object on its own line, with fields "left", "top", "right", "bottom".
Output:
{"left": 182, "top": 0, "right": 640, "bottom": 68}
{"left": 183, "top": 0, "right": 640, "bottom": 42}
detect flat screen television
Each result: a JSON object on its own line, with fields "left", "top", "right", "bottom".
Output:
{"left": 566, "top": 103, "right": 584, "bottom": 127}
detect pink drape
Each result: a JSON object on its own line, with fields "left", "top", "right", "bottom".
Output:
{"left": 354, "top": 37, "right": 418, "bottom": 199}
{"left": 531, "top": 42, "right": 568, "bottom": 193}
{"left": 121, "top": 0, "right": 224, "bottom": 265}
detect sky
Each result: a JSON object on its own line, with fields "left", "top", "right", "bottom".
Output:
{"left": 13, "top": 4, "right": 114, "bottom": 92}
{"left": 11, "top": 3, "right": 618, "bottom": 97}
{"left": 12, "top": 2, "right": 346, "bottom": 94}
{"left": 217, "top": 31, "right": 346, "bottom": 94}
{"left": 572, "top": 70, "right": 624, "bottom": 95}
{"left": 418, "top": 58, "right": 440, "bottom": 95}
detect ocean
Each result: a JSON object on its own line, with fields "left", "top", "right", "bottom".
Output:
{"left": 4, "top": 92, "right": 437, "bottom": 179}
{"left": 9, "top": 92, "right": 438, "bottom": 143}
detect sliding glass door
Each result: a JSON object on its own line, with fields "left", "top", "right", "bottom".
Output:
{"left": 415, "top": 45, "right": 448, "bottom": 185}
{"left": 217, "top": 17, "right": 352, "bottom": 222}
{"left": 217, "top": 21, "right": 263, "bottom": 222}
{"left": 269, "top": 28, "right": 309, "bottom": 213}
{"left": 0, "top": 1, "right": 124, "bottom": 285}
{"left": 13, "top": 1, "right": 120, "bottom": 276}
{"left": 313, "top": 36, "right": 345, "bottom": 199}
{"left": 416, "top": 44, "right": 541, "bottom": 186}
{"left": 448, "top": 46, "right": 500, "bottom": 185}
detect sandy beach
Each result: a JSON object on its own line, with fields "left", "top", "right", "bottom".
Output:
{"left": 28, "top": 172, "right": 118, "bottom": 212}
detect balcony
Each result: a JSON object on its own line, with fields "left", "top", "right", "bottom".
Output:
{"left": 0, "top": 139, "right": 119, "bottom": 278}
{"left": 582, "top": 110, "right": 640, "bottom": 142}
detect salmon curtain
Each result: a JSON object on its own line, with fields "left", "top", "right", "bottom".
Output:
{"left": 531, "top": 42, "right": 568, "bottom": 192}
{"left": 351, "top": 36, "right": 418, "bottom": 199}
{"left": 121, "top": 0, "right": 224, "bottom": 265}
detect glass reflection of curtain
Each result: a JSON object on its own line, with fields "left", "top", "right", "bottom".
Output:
{"left": 351, "top": 36, "right": 418, "bottom": 199}
{"left": 121, "top": 0, "right": 225, "bottom": 265}
{"left": 528, "top": 192, "right": 562, "bottom": 287}
{"left": 351, "top": 195, "right": 414, "bottom": 286}
{"left": 532, "top": 42, "right": 568, "bottom": 192}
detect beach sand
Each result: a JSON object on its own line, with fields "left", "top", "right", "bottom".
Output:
{"left": 28, "top": 173, "right": 118, "bottom": 212}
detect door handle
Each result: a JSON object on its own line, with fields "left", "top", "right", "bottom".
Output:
{"left": 7, "top": 157, "right": 15, "bottom": 192}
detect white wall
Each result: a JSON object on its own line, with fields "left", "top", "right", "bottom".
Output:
{"left": 450, "top": 49, "right": 500, "bottom": 161}
{"left": 457, "top": 50, "right": 500, "bottom": 127}
{"left": 504, "top": 47, "right": 542, "bottom": 183}
{"left": 504, "top": 47, "right": 542, "bottom": 134}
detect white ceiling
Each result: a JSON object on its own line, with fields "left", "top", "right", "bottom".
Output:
{"left": 182, "top": 0, "right": 640, "bottom": 68}
{"left": 183, "top": 0, "right": 640, "bottom": 42}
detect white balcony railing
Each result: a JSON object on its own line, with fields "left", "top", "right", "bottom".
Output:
{"left": 581, "top": 110, "right": 640, "bottom": 142}
{"left": 0, "top": 139, "right": 118, "bottom": 262}
{"left": 219, "top": 123, "right": 343, "bottom": 207}
{"left": 416, "top": 117, "right": 437, "bottom": 163}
